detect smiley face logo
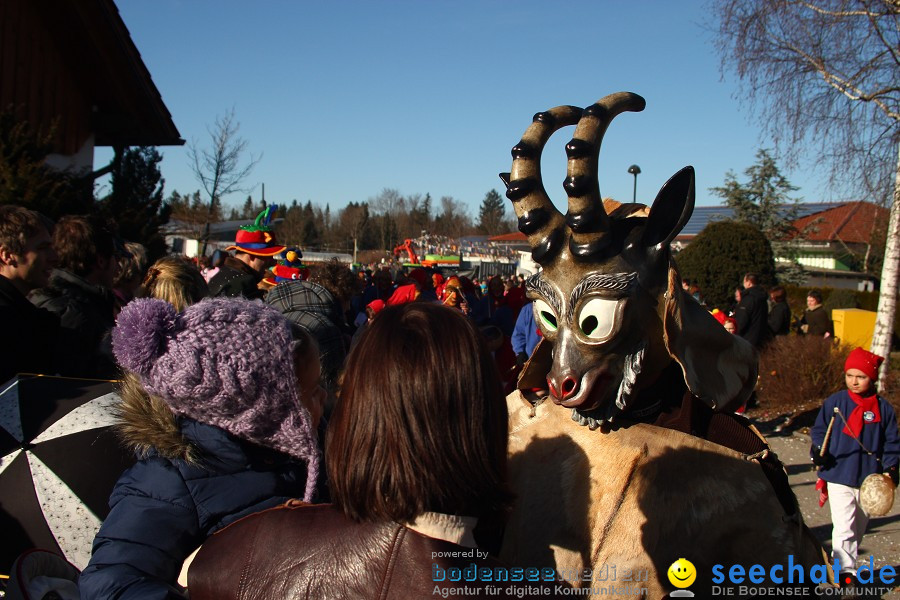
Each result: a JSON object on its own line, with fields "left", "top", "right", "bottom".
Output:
{"left": 667, "top": 558, "right": 696, "bottom": 588}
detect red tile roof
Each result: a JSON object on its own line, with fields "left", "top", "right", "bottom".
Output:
{"left": 792, "top": 201, "right": 887, "bottom": 244}
{"left": 489, "top": 232, "right": 527, "bottom": 242}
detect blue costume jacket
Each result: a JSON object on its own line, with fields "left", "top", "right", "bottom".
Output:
{"left": 810, "top": 390, "right": 900, "bottom": 488}
{"left": 511, "top": 302, "right": 541, "bottom": 357}
{"left": 79, "top": 418, "right": 310, "bottom": 600}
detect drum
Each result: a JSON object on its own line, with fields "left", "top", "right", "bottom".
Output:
{"left": 859, "top": 473, "right": 895, "bottom": 517}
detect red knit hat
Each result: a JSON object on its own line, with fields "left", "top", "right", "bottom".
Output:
{"left": 845, "top": 347, "right": 884, "bottom": 381}
{"left": 367, "top": 299, "right": 385, "bottom": 315}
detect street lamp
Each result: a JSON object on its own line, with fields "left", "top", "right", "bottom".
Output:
{"left": 627, "top": 164, "right": 641, "bottom": 203}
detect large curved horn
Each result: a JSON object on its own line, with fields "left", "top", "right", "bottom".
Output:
{"left": 500, "top": 105, "right": 582, "bottom": 264}
{"left": 565, "top": 92, "right": 646, "bottom": 260}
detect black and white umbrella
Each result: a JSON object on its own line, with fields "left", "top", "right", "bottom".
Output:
{"left": 0, "top": 375, "right": 134, "bottom": 573}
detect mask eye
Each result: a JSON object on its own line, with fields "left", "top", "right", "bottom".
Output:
{"left": 533, "top": 299, "right": 558, "bottom": 332}
{"left": 577, "top": 297, "right": 618, "bottom": 340}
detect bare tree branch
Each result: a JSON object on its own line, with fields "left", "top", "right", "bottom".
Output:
{"left": 187, "top": 108, "right": 262, "bottom": 209}
{"left": 710, "top": 0, "right": 900, "bottom": 383}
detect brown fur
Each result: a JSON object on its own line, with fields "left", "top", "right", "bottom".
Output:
{"left": 114, "top": 372, "right": 197, "bottom": 463}
{"left": 501, "top": 392, "right": 830, "bottom": 597}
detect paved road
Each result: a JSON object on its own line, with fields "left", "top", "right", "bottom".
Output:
{"left": 764, "top": 429, "right": 900, "bottom": 598}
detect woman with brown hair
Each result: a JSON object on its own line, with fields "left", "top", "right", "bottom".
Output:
{"left": 187, "top": 303, "right": 555, "bottom": 599}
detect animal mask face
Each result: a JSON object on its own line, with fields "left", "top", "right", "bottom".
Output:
{"left": 502, "top": 92, "right": 756, "bottom": 428}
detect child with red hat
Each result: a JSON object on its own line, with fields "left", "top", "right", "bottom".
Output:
{"left": 810, "top": 347, "right": 900, "bottom": 576}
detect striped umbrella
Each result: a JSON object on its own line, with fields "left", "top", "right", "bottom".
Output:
{"left": 0, "top": 375, "right": 133, "bottom": 573}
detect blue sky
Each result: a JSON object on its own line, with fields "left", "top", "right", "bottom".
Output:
{"left": 97, "top": 1, "right": 830, "bottom": 217}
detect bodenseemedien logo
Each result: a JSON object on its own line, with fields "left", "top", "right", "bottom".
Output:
{"left": 667, "top": 558, "right": 696, "bottom": 597}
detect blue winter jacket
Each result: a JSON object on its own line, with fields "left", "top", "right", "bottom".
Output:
{"left": 79, "top": 418, "right": 311, "bottom": 600}
{"left": 511, "top": 302, "right": 541, "bottom": 357}
{"left": 810, "top": 390, "right": 900, "bottom": 488}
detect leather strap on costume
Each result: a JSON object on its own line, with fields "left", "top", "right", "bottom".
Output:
{"left": 653, "top": 393, "right": 799, "bottom": 518}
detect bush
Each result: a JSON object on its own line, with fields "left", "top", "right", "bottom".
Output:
{"left": 757, "top": 336, "right": 900, "bottom": 425}
{"left": 824, "top": 288, "right": 859, "bottom": 315}
{"left": 675, "top": 220, "right": 776, "bottom": 309}
{"left": 757, "top": 336, "right": 851, "bottom": 413}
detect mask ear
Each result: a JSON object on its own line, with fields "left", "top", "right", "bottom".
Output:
{"left": 662, "top": 262, "right": 757, "bottom": 411}
{"left": 643, "top": 166, "right": 694, "bottom": 252}
{"left": 517, "top": 338, "right": 553, "bottom": 392}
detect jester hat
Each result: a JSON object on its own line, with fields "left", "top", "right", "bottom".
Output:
{"left": 226, "top": 205, "right": 286, "bottom": 257}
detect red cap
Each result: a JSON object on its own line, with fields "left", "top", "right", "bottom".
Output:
{"left": 845, "top": 347, "right": 884, "bottom": 381}
{"left": 367, "top": 299, "right": 385, "bottom": 314}
{"left": 387, "top": 283, "right": 419, "bottom": 305}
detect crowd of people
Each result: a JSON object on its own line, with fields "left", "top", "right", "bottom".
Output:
{"left": 683, "top": 273, "right": 835, "bottom": 353}
{"left": 1, "top": 203, "right": 897, "bottom": 598}
{"left": 0, "top": 204, "right": 555, "bottom": 598}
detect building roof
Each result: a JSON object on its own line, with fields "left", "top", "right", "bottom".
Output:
{"left": 1, "top": 0, "right": 183, "bottom": 152}
{"left": 677, "top": 203, "right": 841, "bottom": 239}
{"left": 488, "top": 232, "right": 527, "bottom": 242}
{"left": 792, "top": 201, "right": 887, "bottom": 244}
{"left": 162, "top": 217, "right": 284, "bottom": 237}
{"left": 483, "top": 201, "right": 884, "bottom": 245}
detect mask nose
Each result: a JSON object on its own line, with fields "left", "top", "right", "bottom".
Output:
{"left": 547, "top": 372, "right": 580, "bottom": 402}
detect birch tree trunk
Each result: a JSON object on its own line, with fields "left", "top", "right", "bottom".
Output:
{"left": 872, "top": 140, "right": 900, "bottom": 388}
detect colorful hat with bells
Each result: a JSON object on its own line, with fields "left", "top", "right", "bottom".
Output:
{"left": 262, "top": 247, "right": 310, "bottom": 287}
{"left": 226, "top": 205, "right": 286, "bottom": 257}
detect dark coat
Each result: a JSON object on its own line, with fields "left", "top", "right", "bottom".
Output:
{"left": 0, "top": 275, "right": 59, "bottom": 382}
{"left": 79, "top": 390, "right": 311, "bottom": 600}
{"left": 768, "top": 301, "right": 791, "bottom": 336}
{"left": 207, "top": 256, "right": 264, "bottom": 300}
{"left": 189, "top": 504, "right": 562, "bottom": 599}
{"left": 28, "top": 269, "right": 117, "bottom": 379}
{"left": 810, "top": 390, "right": 900, "bottom": 487}
{"left": 734, "top": 285, "right": 772, "bottom": 349}
{"left": 800, "top": 305, "right": 833, "bottom": 337}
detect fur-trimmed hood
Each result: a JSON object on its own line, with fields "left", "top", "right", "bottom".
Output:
{"left": 114, "top": 372, "right": 198, "bottom": 463}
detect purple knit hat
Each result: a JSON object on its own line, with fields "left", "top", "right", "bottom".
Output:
{"left": 112, "top": 297, "right": 319, "bottom": 501}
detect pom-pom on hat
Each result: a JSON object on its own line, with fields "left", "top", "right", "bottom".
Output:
{"left": 112, "top": 297, "right": 319, "bottom": 501}
{"left": 226, "top": 205, "right": 286, "bottom": 257}
{"left": 844, "top": 347, "right": 884, "bottom": 381}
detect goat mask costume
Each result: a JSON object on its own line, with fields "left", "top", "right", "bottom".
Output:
{"left": 500, "top": 91, "right": 757, "bottom": 429}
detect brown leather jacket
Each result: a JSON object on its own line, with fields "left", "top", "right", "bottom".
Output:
{"left": 189, "top": 503, "right": 563, "bottom": 599}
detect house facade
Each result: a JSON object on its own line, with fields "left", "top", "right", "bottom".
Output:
{"left": 1, "top": 0, "right": 182, "bottom": 176}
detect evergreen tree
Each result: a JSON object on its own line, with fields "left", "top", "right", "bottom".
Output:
{"left": 0, "top": 110, "right": 93, "bottom": 217}
{"left": 302, "top": 201, "right": 321, "bottom": 247}
{"left": 241, "top": 195, "right": 254, "bottom": 218}
{"left": 675, "top": 221, "right": 776, "bottom": 310}
{"left": 710, "top": 149, "right": 806, "bottom": 284}
{"left": 477, "top": 189, "right": 505, "bottom": 235}
{"left": 710, "top": 149, "right": 801, "bottom": 240}
{"left": 99, "top": 146, "right": 170, "bottom": 261}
